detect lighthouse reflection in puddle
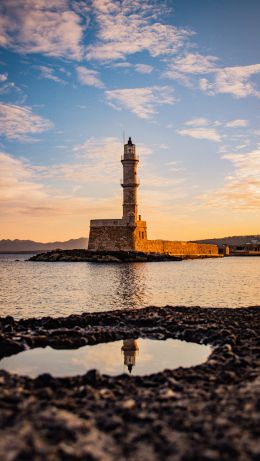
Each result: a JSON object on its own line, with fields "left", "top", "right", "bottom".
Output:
{"left": 121, "top": 339, "right": 139, "bottom": 374}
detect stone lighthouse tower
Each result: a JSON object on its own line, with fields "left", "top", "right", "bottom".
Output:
{"left": 121, "top": 137, "right": 139, "bottom": 223}
{"left": 88, "top": 137, "right": 147, "bottom": 251}
{"left": 121, "top": 339, "right": 139, "bottom": 374}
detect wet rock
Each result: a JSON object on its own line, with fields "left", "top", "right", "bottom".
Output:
{"left": 34, "top": 373, "right": 58, "bottom": 388}
{"left": 121, "top": 399, "right": 136, "bottom": 410}
{"left": 82, "top": 369, "right": 101, "bottom": 386}
{"left": 0, "top": 306, "right": 259, "bottom": 460}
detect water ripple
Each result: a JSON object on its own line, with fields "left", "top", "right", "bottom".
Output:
{"left": 0, "top": 254, "right": 259, "bottom": 319}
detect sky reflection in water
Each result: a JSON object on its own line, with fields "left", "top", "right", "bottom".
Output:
{"left": 0, "top": 255, "right": 259, "bottom": 319}
{"left": 0, "top": 339, "right": 212, "bottom": 378}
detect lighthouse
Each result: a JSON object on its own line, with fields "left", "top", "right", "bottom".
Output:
{"left": 87, "top": 136, "right": 220, "bottom": 257}
{"left": 121, "top": 339, "right": 139, "bottom": 374}
{"left": 121, "top": 137, "right": 139, "bottom": 223}
{"left": 88, "top": 136, "right": 147, "bottom": 251}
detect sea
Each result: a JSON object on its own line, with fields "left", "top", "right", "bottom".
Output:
{"left": 0, "top": 254, "right": 259, "bottom": 320}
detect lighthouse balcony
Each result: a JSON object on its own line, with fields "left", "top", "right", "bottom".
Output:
{"left": 121, "top": 155, "right": 139, "bottom": 161}
{"left": 120, "top": 179, "right": 140, "bottom": 187}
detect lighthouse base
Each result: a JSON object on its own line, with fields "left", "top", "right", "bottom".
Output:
{"left": 88, "top": 218, "right": 147, "bottom": 252}
{"left": 88, "top": 218, "right": 219, "bottom": 257}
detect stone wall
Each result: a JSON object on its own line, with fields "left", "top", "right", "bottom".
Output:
{"left": 88, "top": 221, "right": 219, "bottom": 257}
{"left": 88, "top": 219, "right": 147, "bottom": 252}
{"left": 133, "top": 221, "right": 147, "bottom": 245}
{"left": 88, "top": 224, "right": 135, "bottom": 251}
{"left": 135, "top": 239, "right": 219, "bottom": 257}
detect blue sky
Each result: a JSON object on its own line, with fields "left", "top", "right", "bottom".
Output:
{"left": 0, "top": 0, "right": 259, "bottom": 241}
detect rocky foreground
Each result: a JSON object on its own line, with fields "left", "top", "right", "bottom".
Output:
{"left": 0, "top": 306, "right": 259, "bottom": 461}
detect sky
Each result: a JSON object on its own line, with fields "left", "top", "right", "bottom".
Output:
{"left": 0, "top": 0, "right": 259, "bottom": 242}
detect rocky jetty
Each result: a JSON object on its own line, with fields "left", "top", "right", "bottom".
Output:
{"left": 0, "top": 306, "right": 259, "bottom": 460}
{"left": 29, "top": 249, "right": 182, "bottom": 262}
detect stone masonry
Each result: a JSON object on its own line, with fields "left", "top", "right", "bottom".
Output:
{"left": 88, "top": 138, "right": 219, "bottom": 257}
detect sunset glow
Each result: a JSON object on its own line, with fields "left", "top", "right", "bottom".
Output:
{"left": 0, "top": 0, "right": 259, "bottom": 241}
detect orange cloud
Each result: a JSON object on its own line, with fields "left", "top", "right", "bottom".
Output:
{"left": 201, "top": 149, "right": 260, "bottom": 210}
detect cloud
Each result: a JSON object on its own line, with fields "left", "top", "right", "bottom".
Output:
{"left": 184, "top": 117, "right": 249, "bottom": 130}
{"left": 135, "top": 64, "right": 153, "bottom": 74}
{"left": 0, "top": 70, "right": 28, "bottom": 102}
{"left": 202, "top": 149, "right": 260, "bottom": 210}
{"left": 177, "top": 116, "right": 250, "bottom": 142}
{"left": 0, "top": 73, "right": 8, "bottom": 82}
{"left": 64, "top": 137, "right": 185, "bottom": 207}
{"left": 164, "top": 53, "right": 218, "bottom": 83}
{"left": 76, "top": 66, "right": 104, "bottom": 88}
{"left": 164, "top": 160, "right": 184, "bottom": 173}
{"left": 200, "top": 64, "right": 260, "bottom": 98}
{"left": 0, "top": 150, "right": 120, "bottom": 221}
{"left": 169, "top": 53, "right": 218, "bottom": 74}
{"left": 112, "top": 62, "right": 132, "bottom": 68}
{"left": 60, "top": 136, "right": 185, "bottom": 217}
{"left": 177, "top": 117, "right": 222, "bottom": 141}
{"left": 111, "top": 61, "right": 153, "bottom": 74}
{"left": 0, "top": 151, "right": 51, "bottom": 218}
{"left": 225, "top": 119, "right": 249, "bottom": 128}
{"left": 199, "top": 78, "right": 213, "bottom": 94}
{"left": 62, "top": 137, "right": 122, "bottom": 183}
{"left": 0, "top": 103, "right": 52, "bottom": 141}
{"left": 185, "top": 117, "right": 210, "bottom": 127}
{"left": 45, "top": 135, "right": 175, "bottom": 203}
{"left": 164, "top": 52, "right": 260, "bottom": 99}
{"left": 58, "top": 136, "right": 152, "bottom": 184}
{"left": 0, "top": 141, "right": 192, "bottom": 239}
{"left": 36, "top": 66, "right": 65, "bottom": 84}
{"left": 177, "top": 127, "right": 221, "bottom": 142}
{"left": 0, "top": 138, "right": 155, "bottom": 225}
{"left": 106, "top": 86, "right": 175, "bottom": 119}
{"left": 0, "top": 0, "right": 86, "bottom": 60}
{"left": 86, "top": 0, "right": 191, "bottom": 61}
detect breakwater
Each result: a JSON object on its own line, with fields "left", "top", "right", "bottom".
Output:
{"left": 29, "top": 249, "right": 222, "bottom": 263}
{"left": 29, "top": 249, "right": 183, "bottom": 262}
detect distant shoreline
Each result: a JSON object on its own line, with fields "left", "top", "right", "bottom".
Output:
{"left": 0, "top": 251, "right": 40, "bottom": 254}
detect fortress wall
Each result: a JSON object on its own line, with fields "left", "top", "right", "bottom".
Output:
{"left": 135, "top": 239, "right": 219, "bottom": 256}
{"left": 88, "top": 221, "right": 219, "bottom": 256}
{"left": 133, "top": 221, "right": 147, "bottom": 243}
{"left": 88, "top": 225, "right": 135, "bottom": 251}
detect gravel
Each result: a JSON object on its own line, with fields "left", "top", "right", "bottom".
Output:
{"left": 0, "top": 306, "right": 259, "bottom": 461}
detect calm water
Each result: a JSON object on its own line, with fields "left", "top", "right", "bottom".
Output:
{"left": 0, "top": 254, "right": 259, "bottom": 319}
{"left": 0, "top": 338, "right": 211, "bottom": 377}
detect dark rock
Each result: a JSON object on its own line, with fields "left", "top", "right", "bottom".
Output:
{"left": 82, "top": 369, "right": 101, "bottom": 386}
{"left": 29, "top": 249, "right": 182, "bottom": 263}
{"left": 0, "top": 306, "right": 259, "bottom": 461}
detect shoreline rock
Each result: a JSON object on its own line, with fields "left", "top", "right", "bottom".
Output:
{"left": 0, "top": 306, "right": 259, "bottom": 460}
{"left": 28, "top": 249, "right": 223, "bottom": 263}
{"left": 29, "top": 249, "right": 183, "bottom": 262}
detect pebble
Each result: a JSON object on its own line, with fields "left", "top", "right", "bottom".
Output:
{"left": 0, "top": 306, "right": 259, "bottom": 461}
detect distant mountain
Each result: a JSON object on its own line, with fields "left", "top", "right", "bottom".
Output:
{"left": 193, "top": 235, "right": 260, "bottom": 246}
{"left": 0, "top": 238, "right": 88, "bottom": 253}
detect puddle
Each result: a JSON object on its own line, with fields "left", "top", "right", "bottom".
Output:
{"left": 0, "top": 338, "right": 211, "bottom": 378}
